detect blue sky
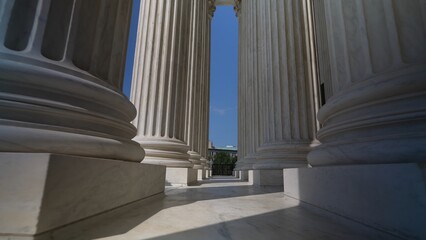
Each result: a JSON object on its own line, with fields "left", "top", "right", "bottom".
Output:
{"left": 209, "top": 7, "right": 238, "bottom": 147}
{"left": 123, "top": 3, "right": 238, "bottom": 148}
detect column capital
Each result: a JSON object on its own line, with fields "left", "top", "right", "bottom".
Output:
{"left": 208, "top": 0, "right": 216, "bottom": 19}
{"left": 234, "top": 0, "right": 241, "bottom": 18}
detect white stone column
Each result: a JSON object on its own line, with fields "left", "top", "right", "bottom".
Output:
{"left": 285, "top": 2, "right": 426, "bottom": 238}
{"left": 201, "top": 0, "right": 215, "bottom": 179}
{"left": 308, "top": 0, "right": 426, "bottom": 166}
{"left": 235, "top": 0, "right": 253, "bottom": 182}
{"left": 0, "top": 0, "right": 166, "bottom": 237}
{"left": 198, "top": 0, "right": 208, "bottom": 179}
{"left": 236, "top": 0, "right": 258, "bottom": 172}
{"left": 131, "top": 0, "right": 192, "bottom": 170}
{"left": 131, "top": 0, "right": 199, "bottom": 186}
{"left": 235, "top": 0, "right": 250, "bottom": 176}
{"left": 254, "top": 0, "right": 314, "bottom": 170}
{"left": 185, "top": 0, "right": 211, "bottom": 181}
{"left": 186, "top": 0, "right": 204, "bottom": 175}
{"left": 237, "top": 0, "right": 314, "bottom": 185}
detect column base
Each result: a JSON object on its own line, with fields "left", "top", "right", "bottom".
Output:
{"left": 189, "top": 151, "right": 202, "bottom": 166}
{"left": 240, "top": 170, "right": 249, "bottom": 181}
{"left": 165, "top": 168, "right": 197, "bottom": 186}
{"left": 136, "top": 138, "right": 192, "bottom": 168}
{"left": 310, "top": 65, "right": 426, "bottom": 166}
{"left": 284, "top": 163, "right": 426, "bottom": 240}
{"left": 0, "top": 153, "right": 166, "bottom": 238}
{"left": 249, "top": 170, "right": 283, "bottom": 186}
{"left": 254, "top": 143, "right": 310, "bottom": 169}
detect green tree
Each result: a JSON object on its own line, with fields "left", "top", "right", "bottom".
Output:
{"left": 213, "top": 152, "right": 231, "bottom": 164}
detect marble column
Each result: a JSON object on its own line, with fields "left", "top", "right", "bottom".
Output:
{"left": 308, "top": 0, "right": 426, "bottom": 166}
{"left": 237, "top": 0, "right": 314, "bottom": 185}
{"left": 284, "top": 2, "right": 426, "bottom": 238}
{"left": 186, "top": 0, "right": 204, "bottom": 180}
{"left": 131, "top": 0, "right": 194, "bottom": 184}
{"left": 254, "top": 0, "right": 314, "bottom": 169}
{"left": 185, "top": 0, "right": 212, "bottom": 181}
{"left": 236, "top": 0, "right": 258, "bottom": 172}
{"left": 235, "top": 0, "right": 250, "bottom": 178}
{"left": 0, "top": 0, "right": 166, "bottom": 237}
{"left": 201, "top": 0, "right": 215, "bottom": 179}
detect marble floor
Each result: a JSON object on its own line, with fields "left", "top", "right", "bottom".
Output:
{"left": 67, "top": 176, "right": 401, "bottom": 240}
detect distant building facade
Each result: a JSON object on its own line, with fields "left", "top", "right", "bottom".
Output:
{"left": 208, "top": 146, "right": 238, "bottom": 160}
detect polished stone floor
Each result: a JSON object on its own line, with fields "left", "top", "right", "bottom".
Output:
{"left": 69, "top": 176, "right": 400, "bottom": 240}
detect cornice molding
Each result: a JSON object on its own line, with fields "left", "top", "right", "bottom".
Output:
{"left": 208, "top": 0, "right": 216, "bottom": 19}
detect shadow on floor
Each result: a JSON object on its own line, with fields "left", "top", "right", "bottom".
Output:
{"left": 46, "top": 180, "right": 282, "bottom": 240}
{"left": 63, "top": 193, "right": 400, "bottom": 240}
{"left": 142, "top": 207, "right": 401, "bottom": 240}
{"left": 44, "top": 176, "right": 401, "bottom": 240}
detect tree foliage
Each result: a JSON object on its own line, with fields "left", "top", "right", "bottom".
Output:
{"left": 213, "top": 152, "right": 237, "bottom": 164}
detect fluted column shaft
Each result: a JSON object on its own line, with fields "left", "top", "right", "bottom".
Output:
{"left": 184, "top": 0, "right": 212, "bottom": 172}
{"left": 0, "top": 0, "right": 141, "bottom": 161}
{"left": 201, "top": 1, "right": 214, "bottom": 171}
{"left": 308, "top": 0, "right": 426, "bottom": 166}
{"left": 236, "top": 0, "right": 247, "bottom": 170}
{"left": 256, "top": 0, "right": 314, "bottom": 169}
{"left": 237, "top": 0, "right": 314, "bottom": 170}
{"left": 236, "top": 0, "right": 262, "bottom": 170}
{"left": 185, "top": 0, "right": 205, "bottom": 169}
{"left": 236, "top": 0, "right": 259, "bottom": 170}
{"left": 131, "top": 0, "right": 192, "bottom": 167}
